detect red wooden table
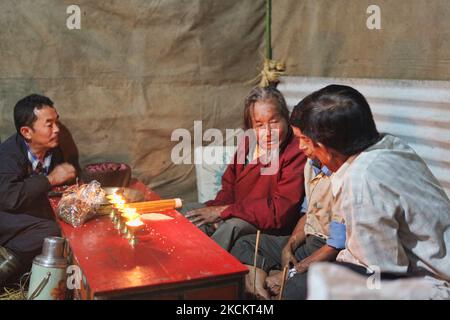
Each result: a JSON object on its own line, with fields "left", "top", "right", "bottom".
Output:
{"left": 50, "top": 180, "right": 248, "bottom": 300}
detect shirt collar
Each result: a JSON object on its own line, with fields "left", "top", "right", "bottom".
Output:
{"left": 330, "top": 154, "right": 358, "bottom": 197}
{"left": 23, "top": 141, "right": 53, "bottom": 175}
{"left": 309, "top": 159, "right": 332, "bottom": 177}
{"left": 321, "top": 165, "right": 332, "bottom": 177}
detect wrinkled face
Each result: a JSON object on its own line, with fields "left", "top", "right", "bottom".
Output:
{"left": 251, "top": 100, "right": 287, "bottom": 151}
{"left": 21, "top": 106, "right": 60, "bottom": 150}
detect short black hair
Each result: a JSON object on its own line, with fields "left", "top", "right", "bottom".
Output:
{"left": 290, "top": 84, "right": 380, "bottom": 156}
{"left": 14, "top": 94, "right": 54, "bottom": 135}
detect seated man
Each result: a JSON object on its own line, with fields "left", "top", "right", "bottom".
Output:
{"left": 182, "top": 86, "right": 307, "bottom": 251}
{"left": 284, "top": 84, "right": 450, "bottom": 299}
{"left": 0, "top": 94, "right": 76, "bottom": 286}
{"left": 231, "top": 158, "right": 340, "bottom": 299}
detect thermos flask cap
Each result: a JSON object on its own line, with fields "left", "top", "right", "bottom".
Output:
{"left": 33, "top": 237, "right": 68, "bottom": 268}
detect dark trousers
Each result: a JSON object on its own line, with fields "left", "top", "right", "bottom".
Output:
{"left": 231, "top": 234, "right": 326, "bottom": 273}
{"left": 0, "top": 211, "right": 60, "bottom": 268}
{"left": 179, "top": 202, "right": 258, "bottom": 251}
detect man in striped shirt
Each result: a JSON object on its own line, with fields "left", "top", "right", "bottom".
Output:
{"left": 285, "top": 84, "right": 450, "bottom": 299}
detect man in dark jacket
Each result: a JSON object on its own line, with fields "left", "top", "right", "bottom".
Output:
{"left": 0, "top": 94, "right": 76, "bottom": 286}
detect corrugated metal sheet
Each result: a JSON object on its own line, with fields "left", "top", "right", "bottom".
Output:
{"left": 278, "top": 76, "right": 450, "bottom": 197}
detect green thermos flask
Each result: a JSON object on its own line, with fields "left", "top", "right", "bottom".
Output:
{"left": 27, "top": 237, "right": 68, "bottom": 300}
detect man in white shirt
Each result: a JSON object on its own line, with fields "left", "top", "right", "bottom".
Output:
{"left": 286, "top": 84, "right": 450, "bottom": 299}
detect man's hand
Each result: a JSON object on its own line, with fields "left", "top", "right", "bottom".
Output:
{"left": 280, "top": 214, "right": 306, "bottom": 268}
{"left": 47, "top": 163, "right": 76, "bottom": 186}
{"left": 294, "top": 260, "right": 309, "bottom": 274}
{"left": 281, "top": 243, "right": 298, "bottom": 269}
{"left": 185, "top": 205, "right": 229, "bottom": 227}
{"left": 281, "top": 236, "right": 298, "bottom": 268}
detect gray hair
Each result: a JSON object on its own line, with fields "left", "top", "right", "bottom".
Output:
{"left": 243, "top": 86, "right": 290, "bottom": 130}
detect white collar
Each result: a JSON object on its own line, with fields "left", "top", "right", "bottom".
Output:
{"left": 330, "top": 154, "right": 358, "bottom": 197}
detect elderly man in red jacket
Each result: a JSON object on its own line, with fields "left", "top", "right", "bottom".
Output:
{"left": 183, "top": 86, "right": 307, "bottom": 251}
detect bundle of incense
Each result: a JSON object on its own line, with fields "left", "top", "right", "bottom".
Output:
{"left": 124, "top": 198, "right": 182, "bottom": 212}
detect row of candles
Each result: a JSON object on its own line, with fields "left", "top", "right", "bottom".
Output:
{"left": 107, "top": 193, "right": 182, "bottom": 247}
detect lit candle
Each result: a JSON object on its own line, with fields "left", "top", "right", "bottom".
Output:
{"left": 108, "top": 193, "right": 126, "bottom": 229}
{"left": 126, "top": 217, "right": 144, "bottom": 247}
{"left": 126, "top": 217, "right": 144, "bottom": 228}
{"left": 108, "top": 193, "right": 126, "bottom": 206}
{"left": 121, "top": 208, "right": 139, "bottom": 221}
{"left": 114, "top": 203, "right": 126, "bottom": 211}
{"left": 120, "top": 208, "right": 139, "bottom": 235}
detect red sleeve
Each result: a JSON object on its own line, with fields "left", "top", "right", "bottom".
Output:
{"left": 205, "top": 154, "right": 237, "bottom": 206}
{"left": 219, "top": 148, "right": 306, "bottom": 231}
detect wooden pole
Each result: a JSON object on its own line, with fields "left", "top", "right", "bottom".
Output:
{"left": 252, "top": 230, "right": 261, "bottom": 296}
{"left": 265, "top": 0, "right": 272, "bottom": 60}
{"left": 278, "top": 266, "right": 288, "bottom": 300}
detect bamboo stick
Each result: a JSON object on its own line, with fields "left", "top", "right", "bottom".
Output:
{"left": 265, "top": 0, "right": 272, "bottom": 60}
{"left": 252, "top": 230, "right": 261, "bottom": 296}
{"left": 278, "top": 266, "right": 288, "bottom": 300}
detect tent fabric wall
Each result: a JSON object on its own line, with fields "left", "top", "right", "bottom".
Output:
{"left": 273, "top": 1, "right": 450, "bottom": 195}
{"left": 272, "top": 0, "right": 450, "bottom": 81}
{"left": 0, "top": 0, "right": 265, "bottom": 201}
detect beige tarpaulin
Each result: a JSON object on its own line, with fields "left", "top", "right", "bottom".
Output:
{"left": 272, "top": 0, "right": 450, "bottom": 80}
{"left": 3, "top": 0, "right": 448, "bottom": 203}
{"left": 0, "top": 0, "right": 265, "bottom": 201}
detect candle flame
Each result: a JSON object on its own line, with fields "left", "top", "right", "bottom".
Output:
{"left": 121, "top": 208, "right": 139, "bottom": 221}
{"left": 109, "top": 192, "right": 126, "bottom": 209}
